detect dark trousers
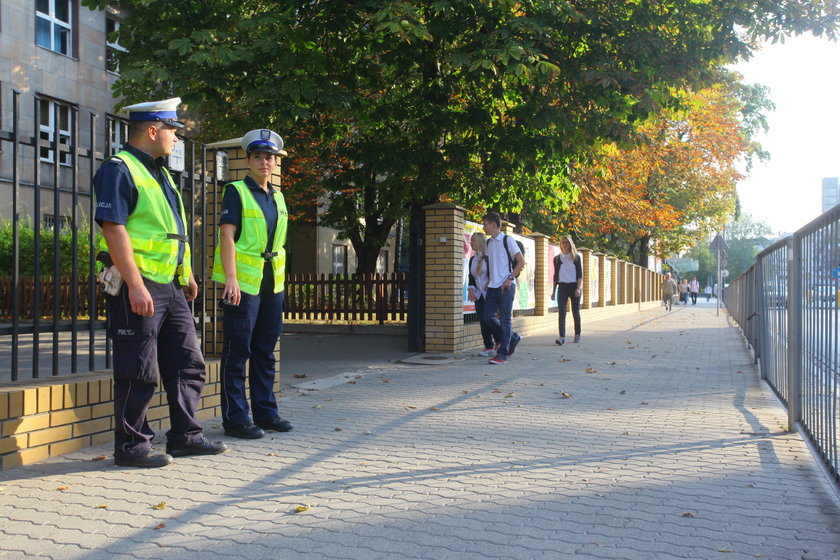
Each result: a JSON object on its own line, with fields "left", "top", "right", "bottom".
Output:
{"left": 690, "top": 292, "right": 698, "bottom": 305}
{"left": 483, "top": 284, "right": 517, "bottom": 357}
{"left": 109, "top": 279, "right": 205, "bottom": 457}
{"left": 220, "top": 274, "right": 285, "bottom": 428}
{"left": 474, "top": 295, "right": 495, "bottom": 349}
{"left": 556, "top": 283, "right": 581, "bottom": 338}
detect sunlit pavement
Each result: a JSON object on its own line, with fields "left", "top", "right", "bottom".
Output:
{"left": 2, "top": 305, "right": 839, "bottom": 560}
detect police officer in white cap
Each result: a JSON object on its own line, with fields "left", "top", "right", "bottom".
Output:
{"left": 93, "top": 97, "right": 227, "bottom": 467}
{"left": 212, "top": 129, "right": 293, "bottom": 439}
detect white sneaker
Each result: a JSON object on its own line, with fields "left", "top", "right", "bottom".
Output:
{"left": 479, "top": 348, "right": 495, "bottom": 357}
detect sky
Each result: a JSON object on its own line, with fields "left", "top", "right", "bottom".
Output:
{"left": 731, "top": 34, "right": 840, "bottom": 235}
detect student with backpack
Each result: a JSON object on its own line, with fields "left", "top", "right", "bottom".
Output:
{"left": 481, "top": 212, "right": 525, "bottom": 365}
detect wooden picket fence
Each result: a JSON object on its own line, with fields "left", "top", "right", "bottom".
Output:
{"left": 284, "top": 272, "right": 408, "bottom": 324}
{"left": 0, "top": 276, "right": 106, "bottom": 320}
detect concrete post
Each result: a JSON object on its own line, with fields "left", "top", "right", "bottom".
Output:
{"left": 529, "top": 233, "right": 549, "bottom": 316}
{"left": 580, "top": 248, "right": 592, "bottom": 310}
{"left": 424, "top": 202, "right": 466, "bottom": 353}
{"left": 596, "top": 253, "right": 606, "bottom": 307}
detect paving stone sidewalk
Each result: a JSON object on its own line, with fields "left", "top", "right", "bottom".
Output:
{"left": 2, "top": 306, "right": 840, "bottom": 560}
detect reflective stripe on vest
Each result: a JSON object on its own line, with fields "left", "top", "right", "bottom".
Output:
{"left": 98, "top": 151, "right": 192, "bottom": 285}
{"left": 211, "top": 180, "right": 287, "bottom": 295}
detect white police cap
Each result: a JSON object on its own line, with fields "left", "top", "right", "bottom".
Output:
{"left": 124, "top": 97, "right": 184, "bottom": 128}
{"left": 241, "top": 129, "right": 284, "bottom": 155}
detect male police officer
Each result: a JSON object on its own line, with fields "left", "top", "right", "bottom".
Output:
{"left": 94, "top": 97, "right": 226, "bottom": 468}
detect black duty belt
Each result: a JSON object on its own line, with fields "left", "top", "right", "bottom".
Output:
{"left": 261, "top": 251, "right": 278, "bottom": 261}
{"left": 167, "top": 233, "right": 189, "bottom": 242}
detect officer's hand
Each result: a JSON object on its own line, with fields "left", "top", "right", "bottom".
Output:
{"left": 223, "top": 280, "right": 241, "bottom": 306}
{"left": 129, "top": 284, "right": 154, "bottom": 317}
{"left": 183, "top": 275, "right": 199, "bottom": 302}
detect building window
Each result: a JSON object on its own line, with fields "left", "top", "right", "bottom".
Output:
{"left": 39, "top": 98, "right": 73, "bottom": 165}
{"left": 36, "top": 0, "right": 73, "bottom": 56}
{"left": 107, "top": 116, "right": 128, "bottom": 156}
{"left": 43, "top": 214, "right": 72, "bottom": 231}
{"left": 105, "top": 17, "right": 126, "bottom": 73}
{"left": 332, "top": 245, "right": 348, "bottom": 276}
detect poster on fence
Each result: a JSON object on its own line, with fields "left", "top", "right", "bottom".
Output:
{"left": 462, "top": 222, "right": 535, "bottom": 314}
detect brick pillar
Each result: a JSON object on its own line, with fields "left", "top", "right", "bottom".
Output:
{"left": 529, "top": 233, "right": 549, "bottom": 316}
{"left": 607, "top": 256, "right": 617, "bottom": 306}
{"left": 596, "top": 253, "right": 606, "bottom": 307}
{"left": 580, "top": 248, "right": 592, "bottom": 310}
{"left": 424, "top": 202, "right": 465, "bottom": 353}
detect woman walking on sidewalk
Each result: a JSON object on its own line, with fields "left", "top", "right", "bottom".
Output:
{"left": 467, "top": 232, "right": 498, "bottom": 356}
{"left": 552, "top": 236, "right": 583, "bottom": 345}
{"left": 662, "top": 273, "right": 678, "bottom": 311}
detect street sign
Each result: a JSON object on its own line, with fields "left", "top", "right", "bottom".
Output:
{"left": 709, "top": 234, "right": 728, "bottom": 253}
{"left": 721, "top": 269, "right": 730, "bottom": 278}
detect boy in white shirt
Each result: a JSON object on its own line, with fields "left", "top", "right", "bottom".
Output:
{"left": 481, "top": 212, "right": 525, "bottom": 364}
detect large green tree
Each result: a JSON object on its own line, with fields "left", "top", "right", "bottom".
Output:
{"left": 85, "top": 0, "right": 838, "bottom": 273}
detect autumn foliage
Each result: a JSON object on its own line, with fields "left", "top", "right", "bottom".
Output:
{"left": 559, "top": 81, "right": 758, "bottom": 264}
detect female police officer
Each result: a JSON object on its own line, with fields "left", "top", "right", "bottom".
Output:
{"left": 212, "top": 129, "right": 293, "bottom": 439}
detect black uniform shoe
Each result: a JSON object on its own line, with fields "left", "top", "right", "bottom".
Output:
{"left": 166, "top": 436, "right": 228, "bottom": 458}
{"left": 256, "top": 417, "right": 293, "bottom": 432}
{"left": 224, "top": 422, "right": 265, "bottom": 439}
{"left": 114, "top": 450, "right": 173, "bottom": 468}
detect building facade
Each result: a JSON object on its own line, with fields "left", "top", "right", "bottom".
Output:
{"left": 822, "top": 177, "right": 840, "bottom": 213}
{"left": 0, "top": 0, "right": 128, "bottom": 224}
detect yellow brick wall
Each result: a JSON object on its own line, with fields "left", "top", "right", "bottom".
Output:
{"left": 0, "top": 359, "right": 272, "bottom": 471}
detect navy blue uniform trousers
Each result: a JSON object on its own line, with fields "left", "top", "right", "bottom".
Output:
{"left": 108, "top": 279, "right": 205, "bottom": 457}
{"left": 220, "top": 269, "right": 285, "bottom": 428}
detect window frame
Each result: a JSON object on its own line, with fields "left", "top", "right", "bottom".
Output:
{"left": 38, "top": 97, "right": 74, "bottom": 166}
{"left": 105, "top": 16, "right": 126, "bottom": 73}
{"left": 106, "top": 115, "right": 129, "bottom": 157}
{"left": 35, "top": 0, "right": 74, "bottom": 57}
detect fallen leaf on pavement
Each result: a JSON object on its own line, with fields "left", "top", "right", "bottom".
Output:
{"left": 585, "top": 368, "right": 597, "bottom": 373}
{"left": 294, "top": 504, "right": 311, "bottom": 513}
{"left": 640, "top": 401, "right": 649, "bottom": 405}
{"left": 505, "top": 393, "right": 516, "bottom": 399}
{"left": 152, "top": 502, "right": 167, "bottom": 510}
{"left": 334, "top": 427, "right": 342, "bottom": 431}
{"left": 560, "top": 392, "right": 572, "bottom": 399}
{"left": 56, "top": 486, "right": 69, "bottom": 491}
{"left": 681, "top": 512, "right": 695, "bottom": 518}
{"left": 559, "top": 358, "right": 571, "bottom": 363}
{"left": 91, "top": 456, "right": 107, "bottom": 462}
{"left": 492, "top": 389, "right": 502, "bottom": 393}
{"left": 154, "top": 523, "right": 166, "bottom": 530}
{"left": 650, "top": 355, "right": 656, "bottom": 359}
{"left": 430, "top": 406, "right": 440, "bottom": 411}
{"left": 313, "top": 404, "right": 323, "bottom": 409}
{"left": 619, "top": 390, "right": 626, "bottom": 394}
{"left": 95, "top": 504, "right": 108, "bottom": 509}
{"left": 605, "top": 408, "right": 613, "bottom": 410}
{"left": 405, "top": 405, "right": 417, "bottom": 409}
{"left": 463, "top": 390, "right": 469, "bottom": 393}
{"left": 609, "top": 361, "right": 617, "bottom": 366}
{"left": 382, "top": 379, "right": 390, "bottom": 383}
{"left": 292, "top": 374, "right": 307, "bottom": 378}
{"left": 326, "top": 399, "right": 333, "bottom": 402}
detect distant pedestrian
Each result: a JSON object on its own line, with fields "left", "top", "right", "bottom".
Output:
{"left": 467, "top": 232, "right": 497, "bottom": 356}
{"left": 482, "top": 212, "right": 525, "bottom": 365}
{"left": 689, "top": 276, "right": 700, "bottom": 305}
{"left": 679, "top": 278, "right": 689, "bottom": 305}
{"left": 662, "top": 273, "right": 678, "bottom": 311}
{"left": 552, "top": 236, "right": 582, "bottom": 345}
{"left": 705, "top": 285, "right": 712, "bottom": 301}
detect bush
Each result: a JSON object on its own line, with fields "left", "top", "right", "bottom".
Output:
{"left": 0, "top": 218, "right": 102, "bottom": 278}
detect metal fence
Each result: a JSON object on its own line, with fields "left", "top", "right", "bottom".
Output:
{"left": 0, "top": 89, "right": 216, "bottom": 382}
{"left": 727, "top": 203, "right": 840, "bottom": 480}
